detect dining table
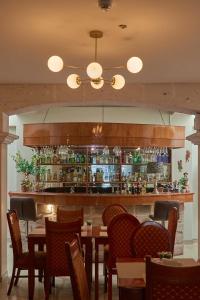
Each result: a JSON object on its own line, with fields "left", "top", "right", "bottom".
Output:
{"left": 28, "top": 225, "right": 108, "bottom": 300}
{"left": 116, "top": 257, "right": 199, "bottom": 300}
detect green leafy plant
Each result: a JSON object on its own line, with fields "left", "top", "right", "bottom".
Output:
{"left": 12, "top": 151, "right": 46, "bottom": 176}
{"left": 12, "top": 152, "right": 37, "bottom": 175}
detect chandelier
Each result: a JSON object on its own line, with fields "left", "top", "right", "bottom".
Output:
{"left": 47, "top": 30, "right": 143, "bottom": 90}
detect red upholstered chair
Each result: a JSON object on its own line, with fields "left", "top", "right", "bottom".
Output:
{"left": 167, "top": 207, "right": 178, "bottom": 255}
{"left": 131, "top": 221, "right": 171, "bottom": 258}
{"left": 44, "top": 218, "right": 82, "bottom": 300}
{"left": 7, "top": 210, "right": 46, "bottom": 295}
{"left": 102, "top": 203, "right": 128, "bottom": 226}
{"left": 65, "top": 239, "right": 90, "bottom": 300}
{"left": 57, "top": 207, "right": 84, "bottom": 226}
{"left": 145, "top": 256, "right": 200, "bottom": 300}
{"left": 106, "top": 213, "right": 140, "bottom": 300}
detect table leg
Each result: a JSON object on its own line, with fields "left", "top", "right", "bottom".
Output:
{"left": 84, "top": 238, "right": 93, "bottom": 291}
{"left": 95, "top": 240, "right": 99, "bottom": 300}
{"left": 28, "top": 239, "right": 35, "bottom": 300}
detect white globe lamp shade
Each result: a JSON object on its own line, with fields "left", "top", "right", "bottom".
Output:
{"left": 86, "top": 62, "right": 103, "bottom": 79}
{"left": 66, "top": 74, "right": 81, "bottom": 89}
{"left": 111, "top": 74, "right": 125, "bottom": 90}
{"left": 47, "top": 56, "right": 64, "bottom": 72}
{"left": 91, "top": 78, "right": 104, "bottom": 89}
{"left": 127, "top": 56, "right": 143, "bottom": 73}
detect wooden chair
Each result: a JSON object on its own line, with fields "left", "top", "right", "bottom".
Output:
{"left": 145, "top": 256, "right": 200, "bottom": 300}
{"left": 131, "top": 221, "right": 171, "bottom": 258}
{"left": 44, "top": 217, "right": 82, "bottom": 300}
{"left": 57, "top": 207, "right": 84, "bottom": 225}
{"left": 102, "top": 203, "right": 128, "bottom": 291}
{"left": 167, "top": 207, "right": 178, "bottom": 255}
{"left": 105, "top": 212, "right": 140, "bottom": 300}
{"left": 7, "top": 210, "right": 46, "bottom": 295}
{"left": 65, "top": 238, "right": 90, "bottom": 300}
{"left": 102, "top": 203, "right": 128, "bottom": 226}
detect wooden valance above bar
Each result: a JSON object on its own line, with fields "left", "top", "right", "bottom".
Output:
{"left": 23, "top": 123, "right": 185, "bottom": 148}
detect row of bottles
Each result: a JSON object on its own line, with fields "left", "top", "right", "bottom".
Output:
{"left": 38, "top": 148, "right": 86, "bottom": 165}
{"left": 36, "top": 146, "right": 169, "bottom": 165}
{"left": 40, "top": 167, "right": 87, "bottom": 183}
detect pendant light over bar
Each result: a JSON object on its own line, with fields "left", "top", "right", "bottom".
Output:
{"left": 47, "top": 30, "right": 143, "bottom": 90}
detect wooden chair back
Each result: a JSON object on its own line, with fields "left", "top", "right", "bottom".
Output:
{"left": 102, "top": 203, "right": 128, "bottom": 226}
{"left": 167, "top": 207, "right": 178, "bottom": 255}
{"left": 7, "top": 210, "right": 23, "bottom": 261}
{"left": 45, "top": 218, "right": 82, "bottom": 276}
{"left": 57, "top": 207, "right": 84, "bottom": 226}
{"left": 131, "top": 221, "right": 171, "bottom": 258}
{"left": 107, "top": 213, "right": 140, "bottom": 267}
{"left": 65, "top": 239, "right": 90, "bottom": 300}
{"left": 145, "top": 256, "right": 200, "bottom": 300}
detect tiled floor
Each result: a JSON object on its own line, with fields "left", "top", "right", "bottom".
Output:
{"left": 2, "top": 223, "right": 198, "bottom": 300}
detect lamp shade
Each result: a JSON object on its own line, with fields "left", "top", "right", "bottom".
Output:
{"left": 66, "top": 74, "right": 81, "bottom": 89}
{"left": 47, "top": 56, "right": 64, "bottom": 72}
{"left": 86, "top": 62, "right": 103, "bottom": 79}
{"left": 91, "top": 77, "right": 104, "bottom": 89}
{"left": 127, "top": 56, "right": 143, "bottom": 73}
{"left": 111, "top": 74, "right": 125, "bottom": 90}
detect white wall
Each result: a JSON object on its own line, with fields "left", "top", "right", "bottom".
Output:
{"left": 8, "top": 107, "right": 197, "bottom": 241}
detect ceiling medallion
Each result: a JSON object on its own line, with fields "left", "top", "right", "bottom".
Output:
{"left": 47, "top": 30, "right": 143, "bottom": 90}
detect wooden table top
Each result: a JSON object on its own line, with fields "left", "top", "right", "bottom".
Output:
{"left": 117, "top": 258, "right": 199, "bottom": 288}
{"left": 28, "top": 225, "right": 108, "bottom": 239}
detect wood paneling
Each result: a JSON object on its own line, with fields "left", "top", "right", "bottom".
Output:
{"left": 9, "top": 192, "right": 193, "bottom": 206}
{"left": 23, "top": 123, "right": 185, "bottom": 148}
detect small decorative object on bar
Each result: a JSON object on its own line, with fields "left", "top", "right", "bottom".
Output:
{"left": 98, "top": 0, "right": 112, "bottom": 11}
{"left": 47, "top": 30, "right": 143, "bottom": 90}
{"left": 158, "top": 251, "right": 172, "bottom": 259}
{"left": 179, "top": 172, "right": 190, "bottom": 193}
{"left": 185, "top": 150, "right": 191, "bottom": 162}
{"left": 177, "top": 159, "right": 183, "bottom": 172}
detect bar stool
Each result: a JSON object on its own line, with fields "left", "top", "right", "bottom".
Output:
{"left": 22, "top": 197, "right": 43, "bottom": 235}
{"left": 10, "top": 197, "right": 43, "bottom": 236}
{"left": 149, "top": 201, "right": 180, "bottom": 227}
{"left": 10, "top": 197, "right": 24, "bottom": 220}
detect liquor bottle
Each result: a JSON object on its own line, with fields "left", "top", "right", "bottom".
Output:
{"left": 76, "top": 153, "right": 80, "bottom": 163}
{"left": 52, "top": 152, "right": 58, "bottom": 164}
{"left": 53, "top": 171, "right": 57, "bottom": 181}
{"left": 47, "top": 169, "right": 52, "bottom": 181}
{"left": 83, "top": 170, "right": 86, "bottom": 182}
{"left": 81, "top": 154, "right": 85, "bottom": 163}
{"left": 92, "top": 154, "right": 96, "bottom": 164}
{"left": 122, "top": 150, "right": 126, "bottom": 164}
{"left": 128, "top": 152, "right": 133, "bottom": 164}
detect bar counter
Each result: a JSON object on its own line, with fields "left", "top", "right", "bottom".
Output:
{"left": 9, "top": 191, "right": 193, "bottom": 256}
{"left": 9, "top": 191, "right": 193, "bottom": 206}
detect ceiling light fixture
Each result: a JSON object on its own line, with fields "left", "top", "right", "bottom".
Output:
{"left": 47, "top": 30, "right": 143, "bottom": 90}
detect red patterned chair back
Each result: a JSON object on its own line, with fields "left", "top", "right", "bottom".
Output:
{"left": 57, "top": 207, "right": 84, "bottom": 226}
{"left": 65, "top": 239, "right": 90, "bottom": 300}
{"left": 45, "top": 218, "right": 81, "bottom": 276}
{"left": 102, "top": 204, "right": 128, "bottom": 226}
{"left": 145, "top": 256, "right": 200, "bottom": 300}
{"left": 167, "top": 207, "right": 178, "bottom": 255}
{"left": 131, "top": 221, "right": 171, "bottom": 258}
{"left": 7, "top": 210, "right": 23, "bottom": 261}
{"left": 107, "top": 213, "right": 140, "bottom": 267}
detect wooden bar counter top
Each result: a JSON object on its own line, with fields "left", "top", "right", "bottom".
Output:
{"left": 9, "top": 191, "right": 193, "bottom": 206}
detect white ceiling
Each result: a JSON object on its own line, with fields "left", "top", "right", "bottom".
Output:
{"left": 1, "top": 0, "right": 200, "bottom": 84}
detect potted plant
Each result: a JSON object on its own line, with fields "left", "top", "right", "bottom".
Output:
{"left": 178, "top": 172, "right": 189, "bottom": 193}
{"left": 12, "top": 151, "right": 46, "bottom": 192}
